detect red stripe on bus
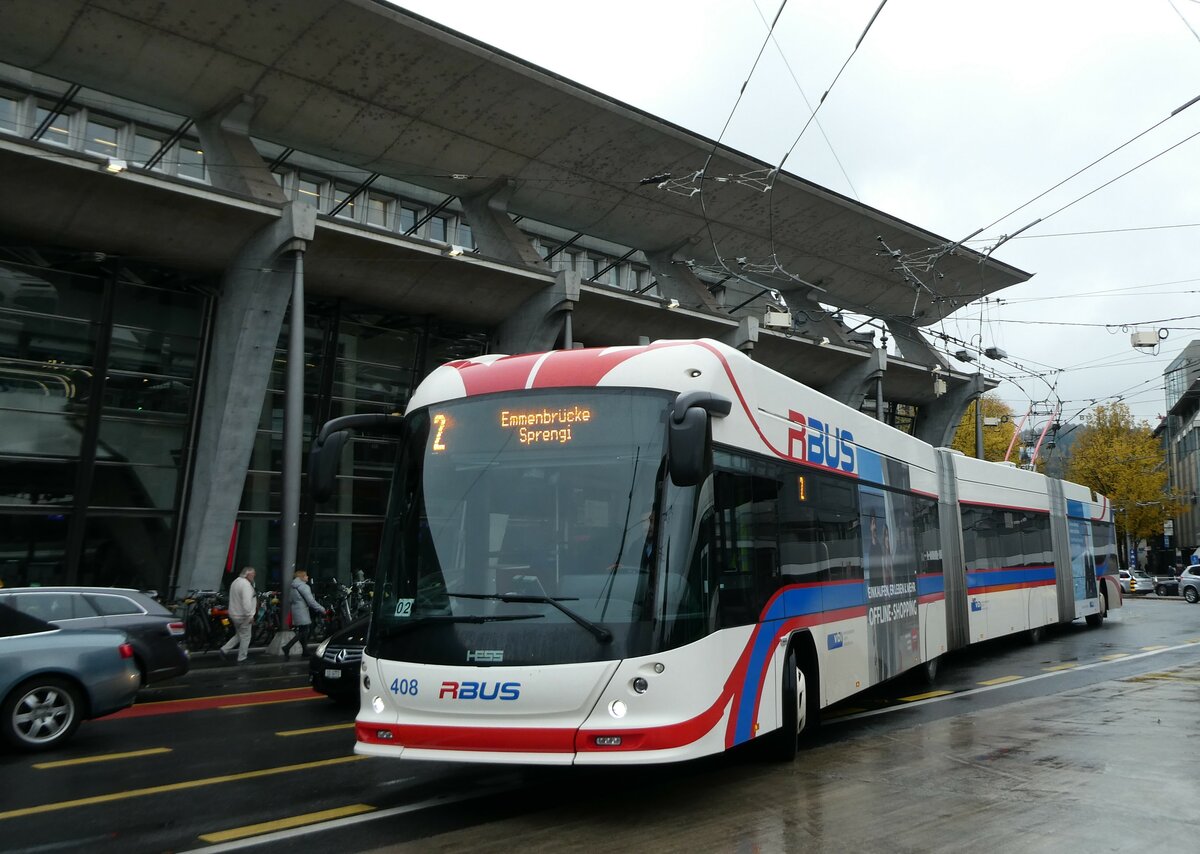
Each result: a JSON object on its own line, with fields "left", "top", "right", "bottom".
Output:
{"left": 357, "top": 721, "right": 576, "bottom": 753}
{"left": 967, "top": 580, "right": 1057, "bottom": 594}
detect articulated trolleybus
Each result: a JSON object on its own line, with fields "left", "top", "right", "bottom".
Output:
{"left": 310, "top": 339, "right": 1119, "bottom": 766}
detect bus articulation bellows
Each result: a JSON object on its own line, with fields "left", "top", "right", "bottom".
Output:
{"left": 309, "top": 339, "right": 1120, "bottom": 765}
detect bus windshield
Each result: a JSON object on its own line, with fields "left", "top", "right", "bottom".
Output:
{"left": 370, "top": 388, "right": 672, "bottom": 665}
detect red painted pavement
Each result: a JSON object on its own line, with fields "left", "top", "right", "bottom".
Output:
{"left": 104, "top": 687, "right": 320, "bottom": 720}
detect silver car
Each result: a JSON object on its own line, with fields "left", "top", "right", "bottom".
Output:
{"left": 1128, "top": 568, "right": 1155, "bottom": 595}
{"left": 0, "top": 602, "right": 140, "bottom": 751}
{"left": 1180, "top": 567, "right": 1200, "bottom": 604}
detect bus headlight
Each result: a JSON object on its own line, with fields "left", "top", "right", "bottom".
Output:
{"left": 372, "top": 696, "right": 385, "bottom": 714}
{"left": 632, "top": 677, "right": 648, "bottom": 694}
{"left": 609, "top": 700, "right": 627, "bottom": 719}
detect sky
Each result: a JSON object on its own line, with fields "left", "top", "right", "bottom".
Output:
{"left": 393, "top": 0, "right": 1200, "bottom": 433}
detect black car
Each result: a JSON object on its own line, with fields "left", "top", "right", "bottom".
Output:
{"left": 0, "top": 587, "right": 189, "bottom": 684}
{"left": 1153, "top": 573, "right": 1180, "bottom": 597}
{"left": 310, "top": 618, "right": 367, "bottom": 701}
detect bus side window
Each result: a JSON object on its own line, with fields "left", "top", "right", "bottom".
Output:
{"left": 713, "top": 470, "right": 781, "bottom": 627}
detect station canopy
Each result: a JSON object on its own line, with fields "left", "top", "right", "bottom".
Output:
{"left": 1, "top": 0, "right": 1030, "bottom": 329}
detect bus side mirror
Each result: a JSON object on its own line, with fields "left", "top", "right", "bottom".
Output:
{"left": 309, "top": 430, "right": 352, "bottom": 504}
{"left": 669, "top": 392, "right": 731, "bottom": 487}
{"left": 309, "top": 413, "right": 404, "bottom": 504}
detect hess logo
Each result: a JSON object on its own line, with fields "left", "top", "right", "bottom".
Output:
{"left": 787, "top": 410, "right": 855, "bottom": 473}
{"left": 439, "top": 681, "right": 521, "bottom": 701}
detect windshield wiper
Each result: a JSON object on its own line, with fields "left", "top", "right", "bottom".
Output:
{"left": 447, "top": 592, "right": 613, "bottom": 643}
{"left": 386, "top": 613, "right": 543, "bottom": 634}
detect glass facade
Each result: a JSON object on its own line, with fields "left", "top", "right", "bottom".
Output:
{"left": 232, "top": 305, "right": 488, "bottom": 596}
{"left": 0, "top": 249, "right": 210, "bottom": 592}
{"left": 0, "top": 243, "right": 490, "bottom": 598}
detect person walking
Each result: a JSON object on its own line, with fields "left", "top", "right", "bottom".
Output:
{"left": 281, "top": 569, "right": 326, "bottom": 660}
{"left": 219, "top": 566, "right": 257, "bottom": 664}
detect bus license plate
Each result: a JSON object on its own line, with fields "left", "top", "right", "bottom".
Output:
{"left": 324, "top": 669, "right": 341, "bottom": 679}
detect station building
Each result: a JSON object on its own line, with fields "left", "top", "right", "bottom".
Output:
{"left": 0, "top": 0, "right": 1029, "bottom": 599}
{"left": 1162, "top": 340, "right": 1200, "bottom": 561}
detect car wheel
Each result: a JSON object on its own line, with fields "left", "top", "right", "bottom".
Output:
{"left": 1156, "top": 585, "right": 1166, "bottom": 597}
{"left": 2, "top": 676, "right": 83, "bottom": 752}
{"left": 1185, "top": 586, "right": 1199, "bottom": 604}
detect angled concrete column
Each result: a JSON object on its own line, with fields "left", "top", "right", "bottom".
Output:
{"left": 491, "top": 269, "right": 579, "bottom": 355}
{"left": 720, "top": 316, "right": 759, "bottom": 356}
{"left": 175, "top": 203, "right": 317, "bottom": 595}
{"left": 194, "top": 93, "right": 286, "bottom": 204}
{"left": 644, "top": 248, "right": 722, "bottom": 312}
{"left": 820, "top": 346, "right": 887, "bottom": 408}
{"left": 914, "top": 372, "right": 986, "bottom": 449}
{"left": 887, "top": 321, "right": 949, "bottom": 371}
{"left": 459, "top": 178, "right": 547, "bottom": 268}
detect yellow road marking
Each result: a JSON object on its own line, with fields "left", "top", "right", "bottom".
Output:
{"left": 1140, "top": 645, "right": 1168, "bottom": 651}
{"left": 0, "top": 755, "right": 367, "bottom": 821}
{"left": 277, "top": 723, "right": 356, "bottom": 737}
{"left": 1043, "top": 663, "right": 1077, "bottom": 672}
{"left": 1100, "top": 653, "right": 1130, "bottom": 661}
{"left": 978, "top": 675, "right": 1021, "bottom": 686}
{"left": 898, "top": 690, "right": 952, "bottom": 702}
{"left": 218, "top": 695, "right": 323, "bottom": 710}
{"left": 199, "top": 804, "right": 375, "bottom": 842}
{"left": 33, "top": 747, "right": 172, "bottom": 770}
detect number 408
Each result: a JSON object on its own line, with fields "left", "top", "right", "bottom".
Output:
{"left": 390, "top": 678, "right": 418, "bottom": 696}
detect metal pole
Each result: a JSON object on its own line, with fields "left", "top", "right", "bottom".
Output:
{"left": 562, "top": 309, "right": 573, "bottom": 350}
{"left": 974, "top": 395, "right": 984, "bottom": 459}
{"left": 280, "top": 249, "right": 305, "bottom": 641}
{"left": 875, "top": 375, "right": 884, "bottom": 422}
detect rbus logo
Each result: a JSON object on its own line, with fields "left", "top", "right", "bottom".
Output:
{"left": 438, "top": 681, "right": 521, "bottom": 701}
{"left": 788, "top": 411, "right": 855, "bottom": 473}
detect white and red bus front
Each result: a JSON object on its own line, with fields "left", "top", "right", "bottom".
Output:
{"left": 353, "top": 372, "right": 748, "bottom": 765}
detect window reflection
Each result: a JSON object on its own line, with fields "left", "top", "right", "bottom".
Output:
{"left": 0, "top": 512, "right": 70, "bottom": 587}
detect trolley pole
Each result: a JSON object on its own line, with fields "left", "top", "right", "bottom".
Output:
{"left": 279, "top": 247, "right": 306, "bottom": 645}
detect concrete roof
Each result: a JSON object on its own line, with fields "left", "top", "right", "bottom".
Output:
{"left": 1, "top": 0, "right": 1030, "bottom": 328}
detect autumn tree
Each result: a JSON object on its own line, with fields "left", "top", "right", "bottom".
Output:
{"left": 1062, "top": 403, "right": 1179, "bottom": 546}
{"left": 950, "top": 394, "right": 1017, "bottom": 460}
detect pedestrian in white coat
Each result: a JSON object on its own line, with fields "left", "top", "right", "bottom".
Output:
{"left": 282, "top": 569, "right": 326, "bottom": 659}
{"left": 219, "top": 566, "right": 257, "bottom": 664}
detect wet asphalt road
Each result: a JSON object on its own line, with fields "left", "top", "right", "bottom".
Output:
{"left": 2, "top": 596, "right": 1199, "bottom": 854}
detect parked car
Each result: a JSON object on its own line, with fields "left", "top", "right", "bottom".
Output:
{"left": 1118, "top": 569, "right": 1133, "bottom": 594}
{"left": 310, "top": 618, "right": 368, "bottom": 702}
{"left": 0, "top": 602, "right": 140, "bottom": 751}
{"left": 1179, "top": 567, "right": 1200, "bottom": 604}
{"left": 1128, "top": 568, "right": 1155, "bottom": 595}
{"left": 0, "top": 587, "right": 188, "bottom": 684}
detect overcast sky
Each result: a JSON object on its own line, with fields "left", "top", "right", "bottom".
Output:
{"left": 395, "top": 0, "right": 1200, "bottom": 431}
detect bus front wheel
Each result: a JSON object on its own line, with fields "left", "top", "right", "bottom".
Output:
{"left": 773, "top": 644, "right": 818, "bottom": 762}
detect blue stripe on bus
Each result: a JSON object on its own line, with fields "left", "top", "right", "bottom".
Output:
{"left": 857, "top": 447, "right": 883, "bottom": 484}
{"left": 735, "top": 582, "right": 869, "bottom": 745}
{"left": 966, "top": 565, "right": 1055, "bottom": 589}
{"left": 917, "top": 574, "right": 944, "bottom": 597}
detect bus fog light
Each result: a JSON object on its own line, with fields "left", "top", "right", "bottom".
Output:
{"left": 653, "top": 662, "right": 665, "bottom": 673}
{"left": 372, "top": 695, "right": 386, "bottom": 714}
{"left": 609, "top": 699, "right": 627, "bottom": 718}
{"left": 595, "top": 736, "right": 622, "bottom": 746}
{"left": 632, "top": 677, "right": 648, "bottom": 694}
